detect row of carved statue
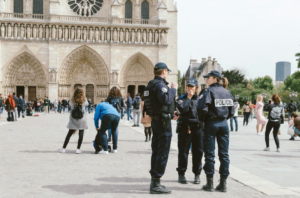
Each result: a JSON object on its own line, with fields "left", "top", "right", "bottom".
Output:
{"left": 0, "top": 23, "right": 168, "bottom": 44}
{"left": 58, "top": 85, "right": 108, "bottom": 97}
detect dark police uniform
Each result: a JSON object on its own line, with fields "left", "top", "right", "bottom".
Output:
{"left": 197, "top": 70, "right": 234, "bottom": 192}
{"left": 176, "top": 78, "right": 203, "bottom": 184}
{"left": 144, "top": 62, "right": 176, "bottom": 194}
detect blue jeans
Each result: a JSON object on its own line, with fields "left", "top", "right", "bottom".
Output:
{"left": 204, "top": 119, "right": 230, "bottom": 179}
{"left": 0, "top": 107, "right": 3, "bottom": 116}
{"left": 95, "top": 114, "right": 120, "bottom": 151}
{"left": 230, "top": 117, "right": 238, "bottom": 131}
{"left": 85, "top": 106, "right": 88, "bottom": 112}
{"left": 292, "top": 127, "right": 300, "bottom": 137}
{"left": 121, "top": 107, "right": 124, "bottom": 119}
{"left": 126, "top": 108, "right": 133, "bottom": 121}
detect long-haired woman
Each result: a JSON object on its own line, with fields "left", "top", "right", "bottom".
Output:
{"left": 60, "top": 88, "right": 89, "bottom": 154}
{"left": 5, "top": 94, "right": 15, "bottom": 121}
{"left": 255, "top": 95, "right": 267, "bottom": 135}
{"left": 242, "top": 101, "right": 251, "bottom": 126}
{"left": 263, "top": 94, "right": 284, "bottom": 152}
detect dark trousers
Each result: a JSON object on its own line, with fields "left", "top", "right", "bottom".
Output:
{"left": 150, "top": 119, "right": 172, "bottom": 178}
{"left": 265, "top": 121, "right": 280, "bottom": 148}
{"left": 18, "top": 108, "right": 24, "bottom": 118}
{"left": 230, "top": 116, "right": 238, "bottom": 131}
{"left": 144, "top": 127, "right": 152, "bottom": 138}
{"left": 63, "top": 130, "right": 84, "bottom": 149}
{"left": 95, "top": 114, "right": 120, "bottom": 151}
{"left": 203, "top": 119, "right": 230, "bottom": 179}
{"left": 8, "top": 112, "right": 14, "bottom": 120}
{"left": 177, "top": 125, "right": 203, "bottom": 176}
{"left": 243, "top": 112, "right": 250, "bottom": 125}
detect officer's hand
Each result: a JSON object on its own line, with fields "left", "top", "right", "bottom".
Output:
{"left": 188, "top": 90, "right": 194, "bottom": 99}
{"left": 96, "top": 128, "right": 99, "bottom": 132}
{"left": 174, "top": 111, "right": 179, "bottom": 120}
{"left": 171, "top": 82, "right": 178, "bottom": 89}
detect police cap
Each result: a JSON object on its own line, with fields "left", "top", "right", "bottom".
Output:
{"left": 187, "top": 78, "right": 198, "bottom": 86}
{"left": 154, "top": 62, "right": 171, "bottom": 72}
{"left": 203, "top": 70, "right": 222, "bottom": 79}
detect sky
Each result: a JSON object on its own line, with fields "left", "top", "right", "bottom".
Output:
{"left": 177, "top": 0, "right": 300, "bottom": 80}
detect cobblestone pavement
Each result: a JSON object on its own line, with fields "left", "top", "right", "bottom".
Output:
{"left": 0, "top": 112, "right": 299, "bottom": 197}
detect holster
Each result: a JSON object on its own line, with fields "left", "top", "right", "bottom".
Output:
{"left": 176, "top": 121, "right": 183, "bottom": 133}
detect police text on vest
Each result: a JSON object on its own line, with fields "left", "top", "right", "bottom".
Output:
{"left": 215, "top": 99, "right": 233, "bottom": 107}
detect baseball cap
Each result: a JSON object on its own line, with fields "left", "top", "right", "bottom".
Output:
{"left": 203, "top": 70, "right": 222, "bottom": 79}
{"left": 187, "top": 78, "right": 198, "bottom": 86}
{"left": 154, "top": 62, "right": 171, "bottom": 72}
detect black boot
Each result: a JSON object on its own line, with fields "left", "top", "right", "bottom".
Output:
{"left": 202, "top": 177, "right": 214, "bottom": 192}
{"left": 215, "top": 178, "right": 227, "bottom": 192}
{"left": 150, "top": 178, "right": 171, "bottom": 194}
{"left": 148, "top": 136, "right": 151, "bottom": 141}
{"left": 145, "top": 137, "right": 148, "bottom": 142}
{"left": 194, "top": 174, "right": 200, "bottom": 184}
{"left": 178, "top": 175, "right": 187, "bottom": 184}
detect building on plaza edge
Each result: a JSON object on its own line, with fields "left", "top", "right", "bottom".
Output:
{"left": 181, "top": 57, "right": 223, "bottom": 95}
{"left": 0, "top": 0, "right": 178, "bottom": 103}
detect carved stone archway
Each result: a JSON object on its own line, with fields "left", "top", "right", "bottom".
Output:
{"left": 3, "top": 52, "right": 47, "bottom": 101}
{"left": 58, "top": 45, "right": 109, "bottom": 103}
{"left": 120, "top": 52, "right": 154, "bottom": 97}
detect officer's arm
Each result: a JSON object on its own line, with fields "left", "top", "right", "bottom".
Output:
{"left": 197, "top": 90, "right": 212, "bottom": 119}
{"left": 177, "top": 98, "right": 191, "bottom": 115}
{"left": 155, "top": 84, "right": 176, "bottom": 105}
{"left": 228, "top": 95, "right": 235, "bottom": 119}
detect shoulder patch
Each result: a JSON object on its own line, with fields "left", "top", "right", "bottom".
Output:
{"left": 161, "top": 88, "right": 168, "bottom": 93}
{"left": 199, "top": 94, "right": 203, "bottom": 99}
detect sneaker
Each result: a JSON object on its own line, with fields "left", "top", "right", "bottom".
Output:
{"left": 59, "top": 148, "right": 66, "bottom": 153}
{"left": 276, "top": 148, "right": 281, "bottom": 152}
{"left": 76, "top": 149, "right": 82, "bottom": 154}
{"left": 98, "top": 150, "right": 109, "bottom": 155}
{"left": 111, "top": 150, "right": 117, "bottom": 153}
{"left": 263, "top": 147, "right": 270, "bottom": 151}
{"left": 108, "top": 138, "right": 112, "bottom": 142}
{"left": 289, "top": 137, "right": 295, "bottom": 140}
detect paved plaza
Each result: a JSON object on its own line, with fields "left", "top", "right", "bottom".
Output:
{"left": 1, "top": 112, "right": 300, "bottom": 197}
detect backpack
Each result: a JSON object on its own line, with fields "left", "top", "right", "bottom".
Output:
{"left": 111, "top": 98, "right": 121, "bottom": 112}
{"left": 72, "top": 104, "right": 84, "bottom": 120}
{"left": 287, "top": 103, "right": 297, "bottom": 113}
{"left": 133, "top": 99, "right": 140, "bottom": 110}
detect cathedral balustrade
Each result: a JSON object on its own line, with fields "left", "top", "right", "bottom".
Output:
{"left": 0, "top": 17, "right": 168, "bottom": 45}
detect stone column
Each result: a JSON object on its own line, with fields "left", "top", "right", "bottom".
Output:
{"left": 158, "top": 30, "right": 161, "bottom": 45}
{"left": 135, "top": 84, "right": 138, "bottom": 95}
{"left": 117, "top": 28, "right": 120, "bottom": 43}
{"left": 128, "top": 29, "right": 131, "bottom": 44}
{"left": 82, "top": 84, "right": 86, "bottom": 93}
{"left": 24, "top": 86, "right": 28, "bottom": 102}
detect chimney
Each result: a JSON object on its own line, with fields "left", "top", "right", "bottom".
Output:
{"left": 190, "top": 59, "right": 198, "bottom": 64}
{"left": 201, "top": 58, "right": 207, "bottom": 63}
{"left": 194, "top": 70, "right": 198, "bottom": 78}
{"left": 208, "top": 56, "right": 212, "bottom": 61}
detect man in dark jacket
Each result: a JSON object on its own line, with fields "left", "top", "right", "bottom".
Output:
{"left": 18, "top": 95, "right": 26, "bottom": 118}
{"left": 44, "top": 97, "right": 50, "bottom": 114}
{"left": 61, "top": 98, "right": 68, "bottom": 113}
{"left": 287, "top": 100, "right": 297, "bottom": 122}
{"left": 13, "top": 93, "right": 19, "bottom": 121}
{"left": 126, "top": 93, "right": 133, "bottom": 122}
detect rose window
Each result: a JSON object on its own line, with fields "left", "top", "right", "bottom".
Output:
{"left": 67, "top": 0, "right": 104, "bottom": 17}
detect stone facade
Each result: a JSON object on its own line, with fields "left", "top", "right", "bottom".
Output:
{"left": 0, "top": 0, "right": 178, "bottom": 103}
{"left": 181, "top": 57, "right": 223, "bottom": 95}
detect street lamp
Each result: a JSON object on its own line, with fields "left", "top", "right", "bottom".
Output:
{"left": 235, "top": 95, "right": 239, "bottom": 100}
{"left": 262, "top": 93, "right": 267, "bottom": 99}
{"left": 289, "top": 91, "right": 298, "bottom": 98}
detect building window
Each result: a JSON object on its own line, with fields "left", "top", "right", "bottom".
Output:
{"left": 14, "top": 0, "right": 23, "bottom": 14}
{"left": 141, "top": 0, "right": 149, "bottom": 20}
{"left": 125, "top": 0, "right": 133, "bottom": 19}
{"left": 33, "top": 0, "right": 43, "bottom": 14}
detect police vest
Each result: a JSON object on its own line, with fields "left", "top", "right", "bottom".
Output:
{"left": 144, "top": 79, "right": 175, "bottom": 117}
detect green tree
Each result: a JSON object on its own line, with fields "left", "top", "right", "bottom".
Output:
{"left": 222, "top": 70, "right": 245, "bottom": 86}
{"left": 284, "top": 71, "right": 300, "bottom": 92}
{"left": 296, "top": 53, "right": 300, "bottom": 68}
{"left": 252, "top": 76, "right": 274, "bottom": 91}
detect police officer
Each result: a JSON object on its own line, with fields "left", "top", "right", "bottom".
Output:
{"left": 143, "top": 62, "right": 177, "bottom": 194}
{"left": 197, "top": 70, "right": 234, "bottom": 193}
{"left": 176, "top": 78, "right": 204, "bottom": 184}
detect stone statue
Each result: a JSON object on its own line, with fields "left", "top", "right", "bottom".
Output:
{"left": 51, "top": 26, "right": 56, "bottom": 40}
{"left": 161, "top": 31, "right": 166, "bottom": 44}
{"left": 0, "top": 24, "right": 5, "bottom": 37}
{"left": 106, "top": 29, "right": 110, "bottom": 42}
{"left": 95, "top": 28, "right": 99, "bottom": 41}
{"left": 101, "top": 28, "right": 105, "bottom": 42}
{"left": 137, "top": 30, "right": 141, "bottom": 43}
{"left": 113, "top": 29, "right": 117, "bottom": 42}
{"left": 20, "top": 25, "right": 25, "bottom": 38}
{"left": 143, "top": 30, "right": 147, "bottom": 43}
{"left": 155, "top": 31, "right": 159, "bottom": 44}
{"left": 50, "top": 71, "right": 56, "bottom": 83}
{"left": 45, "top": 26, "right": 49, "bottom": 39}
{"left": 58, "top": 27, "right": 62, "bottom": 40}
{"left": 27, "top": 25, "right": 31, "bottom": 39}
{"left": 14, "top": 25, "right": 18, "bottom": 38}
{"left": 25, "top": 0, "right": 31, "bottom": 14}
{"left": 82, "top": 28, "right": 87, "bottom": 40}
{"left": 76, "top": 27, "right": 81, "bottom": 40}
{"left": 131, "top": 30, "right": 135, "bottom": 43}
{"left": 120, "top": 29, "right": 124, "bottom": 42}
{"left": 32, "top": 25, "right": 37, "bottom": 39}
{"left": 7, "top": 24, "right": 12, "bottom": 38}
{"left": 39, "top": 26, "right": 43, "bottom": 39}
{"left": 89, "top": 28, "right": 94, "bottom": 41}
{"left": 71, "top": 27, "right": 75, "bottom": 40}
{"left": 149, "top": 31, "right": 152, "bottom": 43}
{"left": 125, "top": 29, "right": 129, "bottom": 42}
{"left": 64, "top": 27, "right": 68, "bottom": 40}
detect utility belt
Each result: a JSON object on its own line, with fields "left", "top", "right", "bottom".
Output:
{"left": 153, "top": 112, "right": 172, "bottom": 129}
{"left": 206, "top": 116, "right": 226, "bottom": 122}
{"left": 176, "top": 121, "right": 204, "bottom": 133}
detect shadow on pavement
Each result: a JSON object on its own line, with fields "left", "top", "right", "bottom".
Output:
{"left": 19, "top": 150, "right": 94, "bottom": 155}
{"left": 254, "top": 154, "right": 300, "bottom": 158}
{"left": 96, "top": 177, "right": 181, "bottom": 184}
